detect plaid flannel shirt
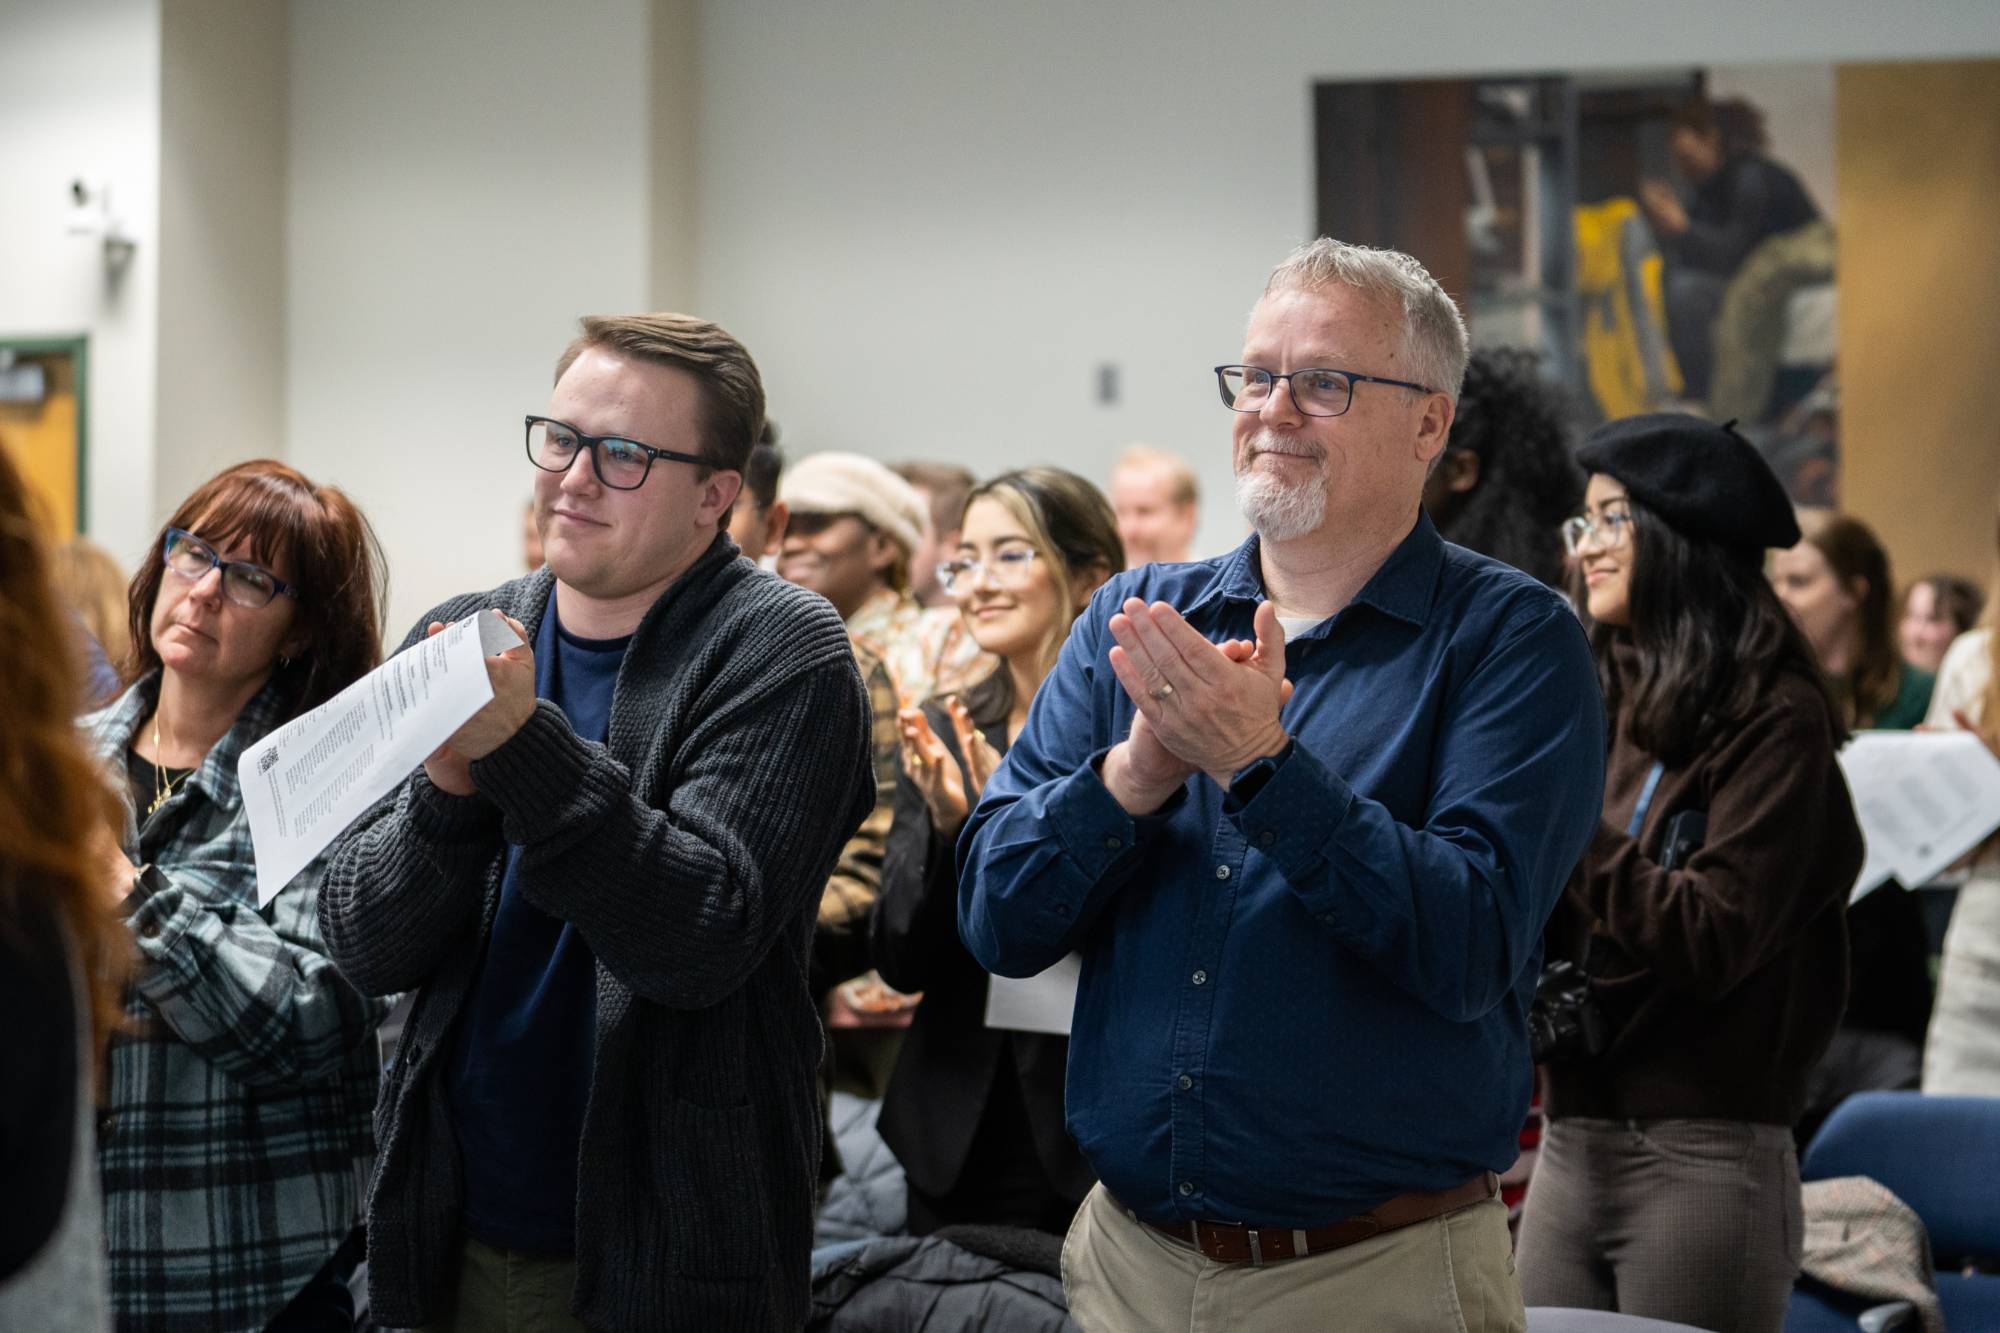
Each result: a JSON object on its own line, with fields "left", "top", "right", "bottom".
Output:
{"left": 85, "top": 676, "right": 390, "bottom": 1333}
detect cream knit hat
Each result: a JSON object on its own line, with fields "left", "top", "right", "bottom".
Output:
{"left": 777, "top": 451, "right": 928, "bottom": 557}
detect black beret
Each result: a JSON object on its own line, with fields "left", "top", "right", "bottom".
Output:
{"left": 1575, "top": 413, "right": 1800, "bottom": 554}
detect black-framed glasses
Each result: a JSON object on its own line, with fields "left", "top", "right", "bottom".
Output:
{"left": 1213, "top": 364, "right": 1433, "bottom": 418}
{"left": 525, "top": 415, "right": 711, "bottom": 491}
{"left": 162, "top": 527, "right": 300, "bottom": 608}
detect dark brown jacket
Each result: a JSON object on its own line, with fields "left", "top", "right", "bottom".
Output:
{"left": 869, "top": 674, "right": 1093, "bottom": 1214}
{"left": 1545, "top": 636, "right": 1862, "bottom": 1125}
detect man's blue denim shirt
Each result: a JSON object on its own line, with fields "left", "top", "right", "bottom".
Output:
{"left": 958, "top": 511, "right": 1606, "bottom": 1227}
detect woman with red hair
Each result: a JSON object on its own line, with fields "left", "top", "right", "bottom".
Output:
{"left": 84, "top": 459, "right": 391, "bottom": 1331}
{"left": 0, "top": 449, "right": 129, "bottom": 1329}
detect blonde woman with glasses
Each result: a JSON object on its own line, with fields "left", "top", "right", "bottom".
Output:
{"left": 870, "top": 466, "right": 1124, "bottom": 1235}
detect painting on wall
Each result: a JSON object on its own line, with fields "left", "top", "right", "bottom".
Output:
{"left": 1315, "top": 65, "right": 1838, "bottom": 505}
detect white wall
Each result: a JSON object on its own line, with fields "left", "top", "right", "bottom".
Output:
{"left": 156, "top": 0, "right": 288, "bottom": 517}
{"left": 695, "top": 0, "right": 2000, "bottom": 557}
{"left": 285, "top": 0, "right": 653, "bottom": 638}
{"left": 0, "top": 0, "right": 160, "bottom": 564}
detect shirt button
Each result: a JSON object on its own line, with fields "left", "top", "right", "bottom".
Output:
{"left": 1258, "top": 830, "right": 1276, "bottom": 847}
{"left": 1103, "top": 835, "right": 1122, "bottom": 851}
{"left": 1177, "top": 1074, "right": 1193, "bottom": 1091}
{"left": 1178, "top": 1181, "right": 1195, "bottom": 1197}
{"left": 97, "top": 1113, "right": 117, "bottom": 1137}
{"left": 1214, "top": 865, "right": 1231, "bottom": 881}
{"left": 1191, "top": 969, "right": 1208, "bottom": 986}
{"left": 139, "top": 919, "right": 160, "bottom": 940}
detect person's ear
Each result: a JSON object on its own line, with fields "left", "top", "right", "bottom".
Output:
{"left": 1845, "top": 575, "right": 1870, "bottom": 609}
{"left": 761, "top": 500, "right": 790, "bottom": 557}
{"left": 1439, "top": 447, "right": 1480, "bottom": 495}
{"left": 697, "top": 470, "right": 745, "bottom": 528}
{"left": 867, "top": 530, "right": 900, "bottom": 578}
{"left": 1073, "top": 560, "right": 1113, "bottom": 613}
{"left": 1413, "top": 394, "right": 1456, "bottom": 470}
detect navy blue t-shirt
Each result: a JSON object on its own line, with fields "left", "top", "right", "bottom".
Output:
{"left": 448, "top": 599, "right": 629, "bottom": 1254}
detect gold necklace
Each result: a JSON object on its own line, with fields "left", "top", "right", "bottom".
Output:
{"left": 148, "top": 714, "right": 194, "bottom": 816}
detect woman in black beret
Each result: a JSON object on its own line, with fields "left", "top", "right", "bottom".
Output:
{"left": 1515, "top": 413, "right": 1862, "bottom": 1333}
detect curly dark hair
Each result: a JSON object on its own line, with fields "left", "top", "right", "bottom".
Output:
{"left": 1426, "top": 347, "right": 1583, "bottom": 587}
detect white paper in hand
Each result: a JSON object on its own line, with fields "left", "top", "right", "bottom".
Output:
{"left": 984, "top": 953, "right": 1082, "bottom": 1035}
{"left": 239, "top": 608, "right": 524, "bottom": 905}
{"left": 1839, "top": 730, "right": 2000, "bottom": 901}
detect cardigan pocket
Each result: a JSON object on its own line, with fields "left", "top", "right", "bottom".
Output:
{"left": 661, "top": 1097, "right": 772, "bottom": 1278}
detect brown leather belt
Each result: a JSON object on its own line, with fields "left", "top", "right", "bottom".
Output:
{"left": 1127, "top": 1171, "right": 1498, "bottom": 1267}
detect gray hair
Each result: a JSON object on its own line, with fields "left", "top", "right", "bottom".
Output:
{"left": 1263, "top": 238, "right": 1468, "bottom": 402}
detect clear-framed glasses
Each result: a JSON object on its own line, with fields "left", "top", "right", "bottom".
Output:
{"left": 161, "top": 527, "right": 300, "bottom": 608}
{"left": 937, "top": 548, "right": 1039, "bottom": 597}
{"left": 1560, "top": 508, "right": 1635, "bottom": 556}
{"left": 525, "top": 415, "right": 711, "bottom": 491}
{"left": 1213, "top": 364, "right": 1433, "bottom": 418}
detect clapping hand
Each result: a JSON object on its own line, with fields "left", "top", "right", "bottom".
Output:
{"left": 1107, "top": 599, "right": 1292, "bottom": 789}
{"left": 943, "top": 696, "right": 1003, "bottom": 797}
{"left": 900, "top": 707, "right": 972, "bottom": 837}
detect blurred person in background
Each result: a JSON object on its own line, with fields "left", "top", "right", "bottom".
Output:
{"left": 0, "top": 447, "right": 127, "bottom": 1331}
{"left": 893, "top": 460, "right": 977, "bottom": 608}
{"left": 1639, "top": 96, "right": 1820, "bottom": 400}
{"left": 1771, "top": 511, "right": 1936, "bottom": 1140}
{"left": 1900, "top": 572, "right": 1983, "bottom": 676}
{"left": 729, "top": 430, "right": 790, "bottom": 563}
{"left": 1421, "top": 346, "right": 1584, "bottom": 1229}
{"left": 1421, "top": 347, "right": 1583, "bottom": 589}
{"left": 520, "top": 497, "right": 544, "bottom": 573}
{"left": 54, "top": 535, "right": 132, "bottom": 706}
{"left": 780, "top": 450, "right": 988, "bottom": 703}
{"left": 1520, "top": 416, "right": 1860, "bottom": 1333}
{"left": 871, "top": 467, "right": 1121, "bottom": 1236}
{"left": 1108, "top": 444, "right": 1200, "bottom": 566}
{"left": 1923, "top": 493, "right": 2000, "bottom": 1095}
{"left": 84, "top": 459, "right": 392, "bottom": 1332}
{"left": 1773, "top": 510, "right": 1935, "bottom": 728}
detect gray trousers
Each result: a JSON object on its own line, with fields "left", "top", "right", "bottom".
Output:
{"left": 1515, "top": 1117, "right": 1801, "bottom": 1333}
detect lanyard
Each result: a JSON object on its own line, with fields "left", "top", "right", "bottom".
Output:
{"left": 1627, "top": 761, "right": 1666, "bottom": 838}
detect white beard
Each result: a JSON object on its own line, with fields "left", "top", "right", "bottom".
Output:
{"left": 1234, "top": 430, "right": 1328, "bottom": 542}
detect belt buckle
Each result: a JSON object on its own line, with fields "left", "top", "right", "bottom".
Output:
{"left": 1246, "top": 1227, "right": 1265, "bottom": 1268}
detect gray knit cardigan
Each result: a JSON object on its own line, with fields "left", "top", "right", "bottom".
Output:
{"left": 320, "top": 535, "right": 872, "bottom": 1331}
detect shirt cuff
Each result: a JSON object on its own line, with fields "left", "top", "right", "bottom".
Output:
{"left": 1224, "top": 738, "right": 1354, "bottom": 891}
{"left": 1049, "top": 747, "right": 1186, "bottom": 881}
{"left": 125, "top": 866, "right": 201, "bottom": 959}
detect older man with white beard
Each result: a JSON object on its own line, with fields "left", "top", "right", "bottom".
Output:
{"left": 959, "top": 239, "right": 1606, "bottom": 1332}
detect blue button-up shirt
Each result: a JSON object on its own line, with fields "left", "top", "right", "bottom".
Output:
{"left": 959, "top": 513, "right": 1605, "bottom": 1227}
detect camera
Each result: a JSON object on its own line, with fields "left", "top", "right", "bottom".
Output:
{"left": 1528, "top": 959, "right": 1611, "bottom": 1064}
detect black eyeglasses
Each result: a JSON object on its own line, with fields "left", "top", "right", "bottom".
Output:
{"left": 525, "top": 415, "right": 711, "bottom": 491}
{"left": 162, "top": 528, "right": 300, "bottom": 608}
{"left": 1213, "top": 365, "right": 1433, "bottom": 418}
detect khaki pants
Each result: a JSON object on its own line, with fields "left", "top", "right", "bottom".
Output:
{"left": 416, "top": 1236, "right": 591, "bottom": 1333}
{"left": 1061, "top": 1183, "right": 1525, "bottom": 1333}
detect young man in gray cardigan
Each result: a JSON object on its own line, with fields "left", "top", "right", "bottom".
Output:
{"left": 320, "top": 314, "right": 873, "bottom": 1332}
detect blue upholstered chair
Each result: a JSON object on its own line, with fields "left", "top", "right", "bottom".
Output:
{"left": 1785, "top": 1090, "right": 2000, "bottom": 1332}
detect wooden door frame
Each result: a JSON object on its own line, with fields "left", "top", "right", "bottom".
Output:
{"left": 0, "top": 333, "right": 90, "bottom": 530}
